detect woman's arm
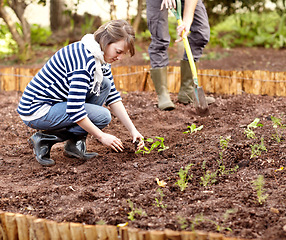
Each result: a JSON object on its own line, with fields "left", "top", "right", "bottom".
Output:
{"left": 109, "top": 101, "right": 144, "bottom": 148}
{"left": 76, "top": 117, "right": 124, "bottom": 152}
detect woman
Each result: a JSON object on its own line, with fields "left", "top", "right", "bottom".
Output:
{"left": 17, "top": 19, "right": 144, "bottom": 167}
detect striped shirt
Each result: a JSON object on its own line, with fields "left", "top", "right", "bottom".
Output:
{"left": 17, "top": 41, "right": 121, "bottom": 123}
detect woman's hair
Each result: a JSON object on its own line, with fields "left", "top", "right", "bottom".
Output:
{"left": 94, "top": 19, "right": 135, "bottom": 57}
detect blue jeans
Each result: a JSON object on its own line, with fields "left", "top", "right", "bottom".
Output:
{"left": 23, "top": 77, "right": 112, "bottom": 135}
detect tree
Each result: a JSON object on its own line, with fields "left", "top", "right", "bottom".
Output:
{"left": 0, "top": 0, "right": 32, "bottom": 61}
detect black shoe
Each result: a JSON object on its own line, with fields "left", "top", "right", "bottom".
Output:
{"left": 29, "top": 132, "right": 64, "bottom": 167}
{"left": 64, "top": 135, "right": 98, "bottom": 160}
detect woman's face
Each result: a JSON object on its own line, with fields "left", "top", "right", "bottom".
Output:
{"left": 104, "top": 40, "right": 128, "bottom": 63}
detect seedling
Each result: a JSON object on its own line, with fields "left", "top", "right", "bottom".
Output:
{"left": 250, "top": 137, "right": 267, "bottom": 158}
{"left": 175, "top": 163, "right": 194, "bottom": 191}
{"left": 252, "top": 175, "right": 268, "bottom": 204}
{"left": 271, "top": 116, "right": 285, "bottom": 143}
{"left": 244, "top": 118, "right": 263, "bottom": 139}
{"left": 200, "top": 160, "right": 217, "bottom": 187}
{"left": 135, "top": 137, "right": 169, "bottom": 154}
{"left": 183, "top": 123, "right": 203, "bottom": 134}
{"left": 127, "top": 199, "right": 147, "bottom": 221}
{"left": 177, "top": 216, "right": 188, "bottom": 230}
{"left": 96, "top": 220, "right": 107, "bottom": 225}
{"left": 153, "top": 188, "right": 167, "bottom": 208}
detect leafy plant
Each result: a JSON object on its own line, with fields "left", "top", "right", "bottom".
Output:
{"left": 135, "top": 137, "right": 169, "bottom": 154}
{"left": 250, "top": 137, "right": 267, "bottom": 158}
{"left": 183, "top": 123, "right": 203, "bottom": 134}
{"left": 252, "top": 175, "right": 268, "bottom": 204}
{"left": 271, "top": 116, "right": 285, "bottom": 143}
{"left": 200, "top": 160, "right": 217, "bottom": 187}
{"left": 153, "top": 188, "right": 167, "bottom": 208}
{"left": 177, "top": 216, "right": 188, "bottom": 230}
{"left": 127, "top": 199, "right": 147, "bottom": 221}
{"left": 175, "top": 163, "right": 194, "bottom": 191}
{"left": 244, "top": 118, "right": 263, "bottom": 139}
{"left": 96, "top": 220, "right": 107, "bottom": 225}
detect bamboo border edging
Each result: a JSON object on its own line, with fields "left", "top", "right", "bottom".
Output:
{"left": 0, "top": 211, "right": 256, "bottom": 240}
{"left": 0, "top": 66, "right": 286, "bottom": 97}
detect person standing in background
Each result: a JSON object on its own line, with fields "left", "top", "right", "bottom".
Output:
{"left": 146, "top": 0, "right": 215, "bottom": 110}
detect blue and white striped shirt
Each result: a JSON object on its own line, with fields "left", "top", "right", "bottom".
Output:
{"left": 17, "top": 41, "right": 121, "bottom": 123}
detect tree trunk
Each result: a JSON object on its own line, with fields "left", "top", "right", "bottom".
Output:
{"left": 132, "top": 0, "right": 143, "bottom": 34}
{"left": 0, "top": 0, "right": 32, "bottom": 62}
{"left": 50, "top": 0, "right": 65, "bottom": 32}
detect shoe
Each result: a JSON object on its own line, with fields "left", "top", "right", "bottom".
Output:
{"left": 64, "top": 135, "right": 98, "bottom": 160}
{"left": 29, "top": 132, "right": 64, "bottom": 167}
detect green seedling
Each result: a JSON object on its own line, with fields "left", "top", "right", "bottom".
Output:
{"left": 252, "top": 175, "right": 268, "bottom": 204}
{"left": 200, "top": 160, "right": 217, "bottom": 187}
{"left": 153, "top": 188, "right": 167, "bottom": 208}
{"left": 175, "top": 163, "right": 194, "bottom": 191}
{"left": 271, "top": 116, "right": 285, "bottom": 143}
{"left": 189, "top": 210, "right": 235, "bottom": 232}
{"left": 183, "top": 123, "right": 203, "bottom": 134}
{"left": 250, "top": 137, "right": 267, "bottom": 158}
{"left": 127, "top": 199, "right": 147, "bottom": 221}
{"left": 244, "top": 118, "right": 263, "bottom": 139}
{"left": 177, "top": 216, "right": 188, "bottom": 230}
{"left": 135, "top": 137, "right": 169, "bottom": 154}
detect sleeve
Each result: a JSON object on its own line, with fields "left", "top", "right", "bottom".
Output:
{"left": 66, "top": 69, "right": 91, "bottom": 122}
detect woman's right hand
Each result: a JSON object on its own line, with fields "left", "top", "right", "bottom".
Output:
{"left": 99, "top": 132, "right": 124, "bottom": 152}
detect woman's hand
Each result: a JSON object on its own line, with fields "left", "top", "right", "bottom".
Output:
{"left": 132, "top": 131, "right": 145, "bottom": 151}
{"left": 160, "top": 0, "right": 176, "bottom": 10}
{"left": 99, "top": 132, "right": 124, "bottom": 152}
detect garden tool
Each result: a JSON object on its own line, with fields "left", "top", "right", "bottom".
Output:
{"left": 170, "top": 0, "right": 209, "bottom": 116}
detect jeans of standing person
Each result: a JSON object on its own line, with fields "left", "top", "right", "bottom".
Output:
{"left": 22, "top": 77, "right": 112, "bottom": 135}
{"left": 146, "top": 0, "right": 210, "bottom": 68}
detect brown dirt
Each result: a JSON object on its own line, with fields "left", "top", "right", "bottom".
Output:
{"left": 0, "top": 46, "right": 286, "bottom": 240}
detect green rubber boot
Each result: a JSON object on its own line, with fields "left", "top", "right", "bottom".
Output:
{"left": 178, "top": 60, "right": 215, "bottom": 105}
{"left": 178, "top": 60, "right": 194, "bottom": 104}
{"left": 150, "top": 67, "right": 175, "bottom": 111}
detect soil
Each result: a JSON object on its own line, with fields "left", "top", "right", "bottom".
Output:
{"left": 0, "top": 46, "right": 286, "bottom": 240}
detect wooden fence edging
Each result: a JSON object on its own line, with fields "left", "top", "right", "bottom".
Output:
{"left": 0, "top": 211, "right": 259, "bottom": 240}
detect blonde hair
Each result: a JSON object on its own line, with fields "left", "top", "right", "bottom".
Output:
{"left": 94, "top": 20, "right": 135, "bottom": 57}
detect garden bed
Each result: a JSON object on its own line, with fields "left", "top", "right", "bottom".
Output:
{"left": 0, "top": 89, "right": 285, "bottom": 240}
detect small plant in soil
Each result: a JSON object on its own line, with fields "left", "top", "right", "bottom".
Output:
{"left": 153, "top": 188, "right": 167, "bottom": 208}
{"left": 188, "top": 210, "right": 235, "bottom": 232}
{"left": 244, "top": 118, "right": 263, "bottom": 139}
{"left": 127, "top": 199, "right": 147, "bottom": 221}
{"left": 175, "top": 163, "right": 194, "bottom": 191}
{"left": 177, "top": 216, "right": 188, "bottom": 230}
{"left": 200, "top": 160, "right": 217, "bottom": 187}
{"left": 183, "top": 123, "right": 203, "bottom": 134}
{"left": 250, "top": 137, "right": 267, "bottom": 158}
{"left": 271, "top": 115, "right": 285, "bottom": 143}
{"left": 135, "top": 137, "right": 169, "bottom": 154}
{"left": 252, "top": 175, "right": 268, "bottom": 204}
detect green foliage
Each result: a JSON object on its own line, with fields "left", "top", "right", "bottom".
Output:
{"left": 153, "top": 188, "right": 167, "bottom": 208}
{"left": 183, "top": 123, "right": 203, "bottom": 134}
{"left": 96, "top": 220, "right": 107, "bottom": 225}
{"left": 127, "top": 199, "right": 147, "bottom": 221}
{"left": 271, "top": 116, "right": 286, "bottom": 143}
{"left": 252, "top": 175, "right": 268, "bottom": 204}
{"left": 250, "top": 137, "right": 267, "bottom": 159}
{"left": 31, "top": 24, "right": 52, "bottom": 45}
{"left": 209, "top": 11, "right": 286, "bottom": 49}
{"left": 175, "top": 163, "right": 194, "bottom": 191}
{"left": 135, "top": 137, "right": 169, "bottom": 154}
{"left": 0, "top": 24, "right": 17, "bottom": 55}
{"left": 244, "top": 118, "right": 263, "bottom": 139}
